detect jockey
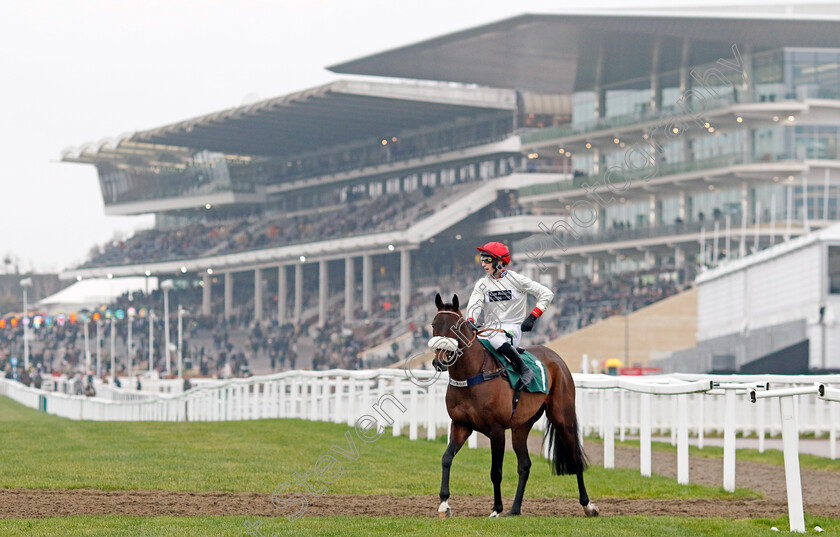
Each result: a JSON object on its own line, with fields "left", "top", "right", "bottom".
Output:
{"left": 465, "top": 241, "right": 554, "bottom": 387}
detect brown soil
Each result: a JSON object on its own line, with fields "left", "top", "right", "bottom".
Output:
{"left": 1, "top": 442, "right": 838, "bottom": 519}
{"left": 582, "top": 439, "right": 840, "bottom": 516}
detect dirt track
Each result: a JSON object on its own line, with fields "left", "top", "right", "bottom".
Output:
{"left": 0, "top": 488, "right": 801, "bottom": 519}
{"left": 2, "top": 442, "right": 838, "bottom": 519}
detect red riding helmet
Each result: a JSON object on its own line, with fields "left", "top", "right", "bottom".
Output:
{"left": 477, "top": 241, "right": 511, "bottom": 265}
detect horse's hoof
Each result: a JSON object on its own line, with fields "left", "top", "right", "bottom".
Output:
{"left": 489, "top": 510, "right": 500, "bottom": 518}
{"left": 583, "top": 502, "right": 600, "bottom": 517}
{"left": 438, "top": 500, "right": 451, "bottom": 519}
{"left": 501, "top": 510, "right": 521, "bottom": 517}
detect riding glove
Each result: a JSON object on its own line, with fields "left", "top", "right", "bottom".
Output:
{"left": 520, "top": 313, "right": 538, "bottom": 332}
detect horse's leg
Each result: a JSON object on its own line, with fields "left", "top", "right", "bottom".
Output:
{"left": 439, "top": 422, "right": 471, "bottom": 518}
{"left": 577, "top": 471, "right": 599, "bottom": 516}
{"left": 503, "top": 426, "right": 532, "bottom": 516}
{"left": 488, "top": 427, "right": 506, "bottom": 517}
{"left": 550, "top": 416, "right": 600, "bottom": 517}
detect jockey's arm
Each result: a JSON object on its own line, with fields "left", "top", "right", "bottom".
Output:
{"left": 514, "top": 271, "right": 554, "bottom": 320}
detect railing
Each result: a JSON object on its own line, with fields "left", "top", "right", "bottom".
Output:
{"left": 518, "top": 154, "right": 769, "bottom": 199}
{"left": 520, "top": 94, "right": 742, "bottom": 146}
{"left": 520, "top": 87, "right": 840, "bottom": 148}
{"left": 3, "top": 371, "right": 837, "bottom": 440}
{"left": 2, "top": 371, "right": 838, "bottom": 530}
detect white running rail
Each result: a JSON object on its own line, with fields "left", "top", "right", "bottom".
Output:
{"left": 2, "top": 370, "right": 838, "bottom": 529}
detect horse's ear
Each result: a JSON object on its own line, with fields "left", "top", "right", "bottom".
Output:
{"left": 435, "top": 293, "right": 443, "bottom": 310}
{"left": 452, "top": 294, "right": 459, "bottom": 311}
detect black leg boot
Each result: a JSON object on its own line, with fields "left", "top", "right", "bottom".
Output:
{"left": 497, "top": 342, "right": 534, "bottom": 387}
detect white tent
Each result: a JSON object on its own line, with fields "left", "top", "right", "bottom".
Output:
{"left": 38, "top": 277, "right": 159, "bottom": 314}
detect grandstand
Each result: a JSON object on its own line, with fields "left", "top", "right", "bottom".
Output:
{"left": 660, "top": 223, "right": 840, "bottom": 373}
{"left": 55, "top": 9, "right": 840, "bottom": 376}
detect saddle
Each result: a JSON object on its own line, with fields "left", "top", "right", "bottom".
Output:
{"left": 477, "top": 339, "right": 548, "bottom": 394}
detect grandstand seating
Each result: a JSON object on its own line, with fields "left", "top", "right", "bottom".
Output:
{"left": 79, "top": 183, "right": 477, "bottom": 268}
{"left": 551, "top": 269, "right": 683, "bottom": 337}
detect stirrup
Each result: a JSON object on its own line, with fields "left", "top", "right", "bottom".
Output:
{"left": 519, "top": 368, "right": 535, "bottom": 386}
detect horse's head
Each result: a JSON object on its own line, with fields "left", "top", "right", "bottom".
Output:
{"left": 429, "top": 293, "right": 474, "bottom": 372}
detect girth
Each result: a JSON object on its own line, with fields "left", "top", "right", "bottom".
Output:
{"left": 448, "top": 368, "right": 504, "bottom": 388}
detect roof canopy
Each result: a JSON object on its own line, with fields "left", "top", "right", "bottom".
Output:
{"left": 329, "top": 12, "right": 840, "bottom": 93}
{"left": 63, "top": 80, "right": 516, "bottom": 163}
{"left": 38, "top": 277, "right": 158, "bottom": 314}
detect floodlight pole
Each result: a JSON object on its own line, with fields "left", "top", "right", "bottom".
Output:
{"left": 177, "top": 304, "right": 184, "bottom": 379}
{"left": 164, "top": 290, "right": 171, "bottom": 374}
{"left": 161, "top": 280, "right": 174, "bottom": 376}
{"left": 110, "top": 315, "right": 116, "bottom": 384}
{"left": 83, "top": 316, "right": 91, "bottom": 372}
{"left": 148, "top": 309, "right": 155, "bottom": 373}
{"left": 20, "top": 278, "right": 32, "bottom": 370}
{"left": 96, "top": 320, "right": 102, "bottom": 378}
{"left": 127, "top": 311, "right": 133, "bottom": 379}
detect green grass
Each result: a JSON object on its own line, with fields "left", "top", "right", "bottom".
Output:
{"left": 614, "top": 439, "right": 840, "bottom": 472}
{"left": 0, "top": 396, "right": 753, "bottom": 500}
{"left": 0, "top": 515, "right": 837, "bottom": 537}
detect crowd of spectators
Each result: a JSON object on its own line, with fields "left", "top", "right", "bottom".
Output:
{"left": 82, "top": 220, "right": 252, "bottom": 268}
{"left": 549, "top": 269, "right": 684, "bottom": 337}
{"left": 224, "top": 185, "right": 455, "bottom": 255}
{"left": 0, "top": 307, "right": 308, "bottom": 384}
{"left": 3, "top": 257, "right": 686, "bottom": 387}
{"left": 1, "top": 321, "right": 83, "bottom": 381}
{"left": 79, "top": 183, "right": 473, "bottom": 269}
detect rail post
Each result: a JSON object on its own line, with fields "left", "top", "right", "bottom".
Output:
{"left": 604, "top": 388, "right": 615, "bottom": 469}
{"left": 677, "top": 393, "right": 689, "bottom": 485}
{"left": 751, "top": 384, "right": 821, "bottom": 533}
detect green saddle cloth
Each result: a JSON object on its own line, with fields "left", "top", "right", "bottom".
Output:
{"left": 478, "top": 339, "right": 549, "bottom": 394}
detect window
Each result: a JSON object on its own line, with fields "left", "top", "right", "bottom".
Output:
{"left": 368, "top": 182, "right": 383, "bottom": 198}
{"left": 403, "top": 174, "right": 418, "bottom": 192}
{"left": 385, "top": 177, "right": 400, "bottom": 194}
{"left": 479, "top": 161, "right": 495, "bottom": 180}
{"left": 829, "top": 246, "right": 840, "bottom": 294}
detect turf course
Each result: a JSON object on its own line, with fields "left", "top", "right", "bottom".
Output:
{"left": 0, "top": 396, "right": 751, "bottom": 499}
{"left": 0, "top": 514, "right": 836, "bottom": 537}
{"left": 3, "top": 395, "right": 840, "bottom": 537}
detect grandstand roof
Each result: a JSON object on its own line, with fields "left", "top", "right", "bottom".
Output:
{"left": 329, "top": 11, "right": 840, "bottom": 93}
{"left": 63, "top": 80, "right": 516, "bottom": 162}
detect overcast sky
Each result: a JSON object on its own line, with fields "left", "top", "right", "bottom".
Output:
{"left": 0, "top": 0, "right": 824, "bottom": 274}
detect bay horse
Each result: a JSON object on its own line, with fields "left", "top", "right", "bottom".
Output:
{"left": 430, "top": 293, "right": 598, "bottom": 518}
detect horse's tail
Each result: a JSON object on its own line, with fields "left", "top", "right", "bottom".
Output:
{"left": 543, "top": 414, "right": 588, "bottom": 475}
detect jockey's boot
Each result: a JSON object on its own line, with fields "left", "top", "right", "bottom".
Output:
{"left": 498, "top": 342, "right": 534, "bottom": 387}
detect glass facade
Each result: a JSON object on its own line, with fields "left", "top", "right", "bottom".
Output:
{"left": 571, "top": 47, "right": 839, "bottom": 126}
{"left": 658, "top": 71, "right": 682, "bottom": 113}
{"left": 752, "top": 49, "right": 785, "bottom": 102}
{"left": 692, "top": 130, "right": 745, "bottom": 160}
{"left": 98, "top": 151, "right": 233, "bottom": 205}
{"left": 567, "top": 47, "right": 840, "bottom": 192}
{"left": 786, "top": 49, "right": 840, "bottom": 99}
{"left": 541, "top": 45, "right": 840, "bottom": 278}
{"left": 604, "top": 80, "right": 651, "bottom": 119}
{"left": 97, "top": 113, "right": 515, "bottom": 208}
{"left": 572, "top": 91, "right": 597, "bottom": 125}
{"left": 794, "top": 125, "right": 840, "bottom": 159}
{"left": 604, "top": 200, "right": 650, "bottom": 230}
